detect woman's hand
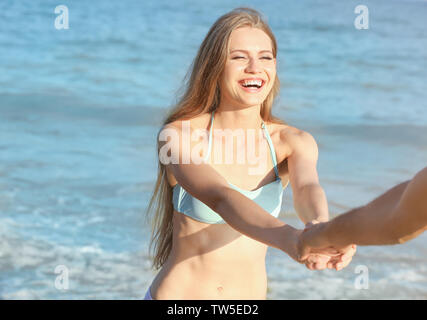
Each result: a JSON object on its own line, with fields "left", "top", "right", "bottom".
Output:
{"left": 325, "top": 244, "right": 357, "bottom": 271}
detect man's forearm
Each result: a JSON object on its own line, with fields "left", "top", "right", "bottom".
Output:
{"left": 294, "top": 184, "right": 329, "bottom": 224}
{"left": 324, "top": 181, "right": 410, "bottom": 247}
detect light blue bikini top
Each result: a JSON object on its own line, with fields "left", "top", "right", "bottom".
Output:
{"left": 172, "top": 110, "right": 284, "bottom": 224}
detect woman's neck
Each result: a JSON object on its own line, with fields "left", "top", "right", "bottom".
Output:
{"left": 214, "top": 104, "right": 263, "bottom": 130}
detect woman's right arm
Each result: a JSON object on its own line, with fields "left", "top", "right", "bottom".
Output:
{"left": 160, "top": 123, "right": 301, "bottom": 258}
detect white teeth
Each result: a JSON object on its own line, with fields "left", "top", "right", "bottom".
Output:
{"left": 241, "top": 79, "right": 262, "bottom": 87}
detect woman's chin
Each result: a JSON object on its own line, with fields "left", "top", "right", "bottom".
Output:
{"left": 240, "top": 97, "right": 265, "bottom": 107}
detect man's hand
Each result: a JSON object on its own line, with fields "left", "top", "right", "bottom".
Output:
{"left": 283, "top": 227, "right": 339, "bottom": 270}
{"left": 298, "top": 222, "right": 357, "bottom": 271}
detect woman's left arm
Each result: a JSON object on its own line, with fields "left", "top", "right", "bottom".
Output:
{"left": 283, "top": 128, "right": 329, "bottom": 224}
{"left": 284, "top": 128, "right": 356, "bottom": 270}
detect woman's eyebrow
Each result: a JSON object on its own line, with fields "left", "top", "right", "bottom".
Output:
{"left": 230, "top": 49, "right": 273, "bottom": 54}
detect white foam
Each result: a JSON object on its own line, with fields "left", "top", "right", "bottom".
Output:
{"left": 0, "top": 218, "right": 157, "bottom": 299}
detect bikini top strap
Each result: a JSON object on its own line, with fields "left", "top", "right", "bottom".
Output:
{"left": 204, "top": 110, "right": 215, "bottom": 161}
{"left": 261, "top": 121, "right": 280, "bottom": 179}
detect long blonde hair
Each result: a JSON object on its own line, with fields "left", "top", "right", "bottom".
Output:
{"left": 146, "top": 7, "right": 286, "bottom": 270}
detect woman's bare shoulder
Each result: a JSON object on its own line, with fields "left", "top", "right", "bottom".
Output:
{"left": 161, "top": 113, "right": 211, "bottom": 187}
{"left": 278, "top": 123, "right": 317, "bottom": 150}
{"left": 267, "top": 121, "right": 318, "bottom": 161}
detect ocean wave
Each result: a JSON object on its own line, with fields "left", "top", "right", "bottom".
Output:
{"left": 0, "top": 219, "right": 156, "bottom": 299}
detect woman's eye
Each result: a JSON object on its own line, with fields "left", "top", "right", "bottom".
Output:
{"left": 232, "top": 56, "right": 273, "bottom": 60}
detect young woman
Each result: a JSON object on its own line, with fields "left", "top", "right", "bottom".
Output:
{"left": 144, "top": 7, "right": 356, "bottom": 300}
{"left": 299, "top": 166, "right": 427, "bottom": 260}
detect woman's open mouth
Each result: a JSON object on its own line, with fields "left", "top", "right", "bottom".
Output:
{"left": 238, "top": 78, "right": 265, "bottom": 93}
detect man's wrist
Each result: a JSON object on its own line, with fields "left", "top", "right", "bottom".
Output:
{"left": 318, "top": 221, "right": 332, "bottom": 247}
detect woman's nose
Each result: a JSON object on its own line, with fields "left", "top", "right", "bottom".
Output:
{"left": 245, "top": 58, "right": 262, "bottom": 73}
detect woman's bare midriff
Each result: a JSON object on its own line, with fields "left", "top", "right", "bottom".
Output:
{"left": 149, "top": 211, "right": 269, "bottom": 300}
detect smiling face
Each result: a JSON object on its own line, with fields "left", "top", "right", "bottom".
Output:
{"left": 218, "top": 26, "right": 276, "bottom": 109}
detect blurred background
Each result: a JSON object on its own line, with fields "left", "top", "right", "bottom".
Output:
{"left": 0, "top": 0, "right": 426, "bottom": 299}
